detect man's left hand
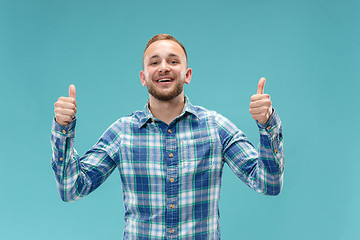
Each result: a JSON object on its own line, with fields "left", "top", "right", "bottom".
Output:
{"left": 249, "top": 77, "right": 273, "bottom": 125}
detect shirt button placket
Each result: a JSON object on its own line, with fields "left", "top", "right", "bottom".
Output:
{"left": 165, "top": 126, "right": 179, "bottom": 238}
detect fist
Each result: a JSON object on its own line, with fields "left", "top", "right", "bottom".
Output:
{"left": 249, "top": 78, "right": 273, "bottom": 125}
{"left": 54, "top": 84, "right": 77, "bottom": 127}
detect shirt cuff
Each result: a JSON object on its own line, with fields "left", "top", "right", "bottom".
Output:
{"left": 256, "top": 109, "right": 281, "bottom": 135}
{"left": 51, "top": 117, "right": 77, "bottom": 138}
{"left": 257, "top": 109, "right": 283, "bottom": 163}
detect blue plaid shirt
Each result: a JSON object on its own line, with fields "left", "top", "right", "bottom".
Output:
{"left": 51, "top": 98, "right": 284, "bottom": 239}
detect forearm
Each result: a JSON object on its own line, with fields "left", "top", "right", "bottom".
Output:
{"left": 50, "top": 118, "right": 116, "bottom": 202}
{"left": 51, "top": 118, "right": 84, "bottom": 201}
{"left": 254, "top": 109, "right": 284, "bottom": 195}
{"left": 219, "top": 109, "right": 284, "bottom": 196}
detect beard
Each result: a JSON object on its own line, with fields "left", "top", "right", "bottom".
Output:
{"left": 147, "top": 80, "right": 184, "bottom": 101}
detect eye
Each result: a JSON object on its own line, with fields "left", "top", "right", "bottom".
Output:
{"left": 150, "top": 61, "right": 158, "bottom": 65}
{"left": 169, "top": 60, "right": 178, "bottom": 64}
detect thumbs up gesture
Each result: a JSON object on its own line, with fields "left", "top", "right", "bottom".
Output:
{"left": 54, "top": 85, "right": 77, "bottom": 127}
{"left": 249, "top": 78, "right": 273, "bottom": 125}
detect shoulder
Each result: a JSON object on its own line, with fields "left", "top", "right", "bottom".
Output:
{"left": 119, "top": 110, "right": 145, "bottom": 125}
{"left": 191, "top": 104, "right": 234, "bottom": 128}
{"left": 103, "top": 109, "right": 145, "bottom": 138}
{"left": 190, "top": 104, "right": 219, "bottom": 120}
{"left": 190, "top": 104, "right": 239, "bottom": 135}
{"left": 190, "top": 104, "right": 243, "bottom": 145}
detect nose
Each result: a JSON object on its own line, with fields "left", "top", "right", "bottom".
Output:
{"left": 158, "top": 60, "right": 170, "bottom": 73}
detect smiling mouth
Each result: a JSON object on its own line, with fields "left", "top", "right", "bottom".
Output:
{"left": 157, "top": 78, "right": 173, "bottom": 83}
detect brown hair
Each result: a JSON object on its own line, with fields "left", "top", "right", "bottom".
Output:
{"left": 144, "top": 34, "right": 188, "bottom": 60}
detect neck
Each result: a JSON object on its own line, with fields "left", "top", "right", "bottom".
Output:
{"left": 148, "top": 93, "right": 185, "bottom": 125}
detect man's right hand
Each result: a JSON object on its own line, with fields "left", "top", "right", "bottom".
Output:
{"left": 54, "top": 84, "right": 77, "bottom": 127}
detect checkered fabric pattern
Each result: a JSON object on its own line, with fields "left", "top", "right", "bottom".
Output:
{"left": 51, "top": 98, "right": 284, "bottom": 239}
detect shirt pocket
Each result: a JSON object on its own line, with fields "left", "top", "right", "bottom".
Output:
{"left": 180, "top": 137, "right": 214, "bottom": 173}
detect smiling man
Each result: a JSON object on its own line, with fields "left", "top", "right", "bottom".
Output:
{"left": 139, "top": 38, "right": 192, "bottom": 125}
{"left": 51, "top": 34, "right": 284, "bottom": 240}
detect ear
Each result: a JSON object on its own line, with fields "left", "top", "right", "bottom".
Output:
{"left": 140, "top": 70, "right": 147, "bottom": 86}
{"left": 184, "top": 68, "right": 192, "bottom": 84}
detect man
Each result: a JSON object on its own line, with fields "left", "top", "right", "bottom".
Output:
{"left": 51, "top": 34, "right": 284, "bottom": 239}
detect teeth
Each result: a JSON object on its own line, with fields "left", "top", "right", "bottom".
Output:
{"left": 158, "top": 78, "right": 172, "bottom": 82}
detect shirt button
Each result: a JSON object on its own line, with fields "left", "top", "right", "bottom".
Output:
{"left": 266, "top": 126, "right": 271, "bottom": 131}
{"left": 170, "top": 229, "right": 174, "bottom": 234}
{"left": 62, "top": 130, "right": 67, "bottom": 134}
{"left": 59, "top": 157, "right": 63, "bottom": 161}
{"left": 274, "top": 149, "right": 278, "bottom": 154}
{"left": 170, "top": 204, "right": 175, "bottom": 209}
{"left": 169, "top": 153, "right": 173, "bottom": 158}
{"left": 168, "top": 129, "right": 172, "bottom": 134}
{"left": 170, "top": 178, "right": 174, "bottom": 183}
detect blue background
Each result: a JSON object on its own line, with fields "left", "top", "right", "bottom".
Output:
{"left": 1, "top": 0, "right": 359, "bottom": 239}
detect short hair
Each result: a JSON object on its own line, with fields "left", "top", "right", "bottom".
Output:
{"left": 144, "top": 34, "right": 188, "bottom": 60}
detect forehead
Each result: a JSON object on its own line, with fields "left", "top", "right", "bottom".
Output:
{"left": 143, "top": 40, "right": 186, "bottom": 60}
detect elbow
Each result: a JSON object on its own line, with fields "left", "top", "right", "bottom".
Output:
{"left": 267, "top": 189, "right": 281, "bottom": 196}
{"left": 264, "top": 183, "right": 283, "bottom": 196}
{"left": 59, "top": 191, "right": 78, "bottom": 203}
{"left": 263, "top": 171, "right": 284, "bottom": 196}
{"left": 265, "top": 186, "right": 282, "bottom": 196}
{"left": 59, "top": 193, "right": 71, "bottom": 202}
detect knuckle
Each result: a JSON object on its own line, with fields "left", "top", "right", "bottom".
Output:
{"left": 56, "top": 116, "right": 63, "bottom": 123}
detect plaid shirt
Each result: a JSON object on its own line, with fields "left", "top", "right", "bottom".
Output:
{"left": 51, "top": 98, "right": 284, "bottom": 240}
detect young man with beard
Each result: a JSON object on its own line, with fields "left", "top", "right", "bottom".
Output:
{"left": 51, "top": 34, "right": 284, "bottom": 239}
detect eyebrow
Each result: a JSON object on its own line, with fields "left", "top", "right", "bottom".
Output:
{"left": 168, "top": 53, "right": 179, "bottom": 58}
{"left": 149, "top": 55, "right": 159, "bottom": 60}
{"left": 149, "top": 53, "right": 180, "bottom": 59}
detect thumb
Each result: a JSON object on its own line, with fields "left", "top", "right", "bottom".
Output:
{"left": 257, "top": 77, "right": 266, "bottom": 94}
{"left": 69, "top": 84, "right": 76, "bottom": 99}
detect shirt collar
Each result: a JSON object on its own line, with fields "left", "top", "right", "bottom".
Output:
{"left": 138, "top": 96, "right": 199, "bottom": 128}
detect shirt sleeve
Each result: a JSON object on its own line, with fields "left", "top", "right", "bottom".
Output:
{"left": 50, "top": 118, "right": 118, "bottom": 202}
{"left": 215, "top": 109, "right": 284, "bottom": 195}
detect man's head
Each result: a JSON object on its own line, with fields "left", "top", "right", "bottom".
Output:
{"left": 140, "top": 34, "right": 192, "bottom": 102}
{"left": 143, "top": 34, "right": 188, "bottom": 66}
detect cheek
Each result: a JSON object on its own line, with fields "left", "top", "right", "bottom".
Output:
{"left": 141, "top": 71, "right": 150, "bottom": 86}
{"left": 180, "top": 69, "right": 186, "bottom": 79}
{"left": 144, "top": 70, "right": 152, "bottom": 81}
